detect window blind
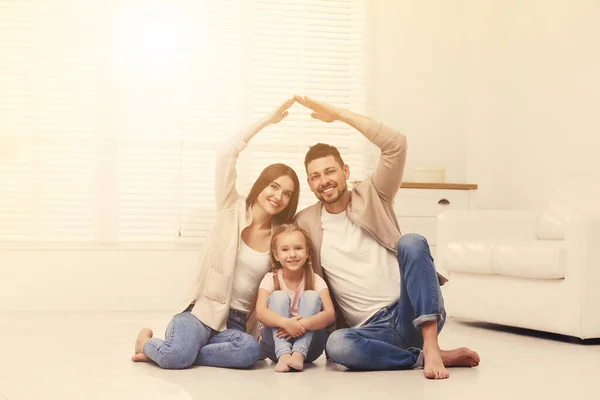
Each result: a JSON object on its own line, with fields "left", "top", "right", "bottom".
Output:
{"left": 0, "top": 0, "right": 373, "bottom": 244}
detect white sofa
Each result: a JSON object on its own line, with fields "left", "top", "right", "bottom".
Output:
{"left": 436, "top": 181, "right": 600, "bottom": 339}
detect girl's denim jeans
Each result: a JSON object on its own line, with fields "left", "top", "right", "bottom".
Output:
{"left": 260, "top": 290, "right": 326, "bottom": 362}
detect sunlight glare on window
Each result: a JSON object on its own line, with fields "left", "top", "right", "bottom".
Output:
{"left": 118, "top": 1, "right": 189, "bottom": 74}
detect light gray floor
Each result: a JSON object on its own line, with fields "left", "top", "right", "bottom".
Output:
{"left": 0, "top": 312, "right": 597, "bottom": 400}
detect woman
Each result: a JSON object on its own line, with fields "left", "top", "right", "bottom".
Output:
{"left": 131, "top": 98, "right": 300, "bottom": 369}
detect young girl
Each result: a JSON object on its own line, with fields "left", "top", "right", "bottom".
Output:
{"left": 131, "top": 98, "right": 300, "bottom": 370}
{"left": 256, "top": 224, "right": 335, "bottom": 372}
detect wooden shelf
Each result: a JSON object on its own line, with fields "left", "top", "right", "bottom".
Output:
{"left": 400, "top": 182, "right": 478, "bottom": 190}
{"left": 349, "top": 181, "right": 478, "bottom": 190}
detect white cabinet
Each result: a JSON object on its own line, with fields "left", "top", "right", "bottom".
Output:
{"left": 394, "top": 183, "right": 477, "bottom": 272}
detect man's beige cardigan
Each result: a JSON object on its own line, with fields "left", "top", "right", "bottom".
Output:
{"left": 179, "top": 138, "right": 256, "bottom": 332}
{"left": 295, "top": 120, "right": 448, "bottom": 329}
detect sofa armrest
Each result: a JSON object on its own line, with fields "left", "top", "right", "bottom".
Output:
{"left": 438, "top": 210, "right": 538, "bottom": 243}
{"left": 565, "top": 212, "right": 600, "bottom": 338}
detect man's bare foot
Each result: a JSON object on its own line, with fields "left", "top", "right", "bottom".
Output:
{"left": 275, "top": 353, "right": 292, "bottom": 372}
{"left": 440, "top": 347, "right": 480, "bottom": 367}
{"left": 131, "top": 328, "right": 153, "bottom": 362}
{"left": 423, "top": 346, "right": 449, "bottom": 379}
{"left": 287, "top": 352, "right": 305, "bottom": 371}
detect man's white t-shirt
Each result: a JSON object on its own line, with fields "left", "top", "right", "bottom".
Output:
{"left": 321, "top": 207, "right": 400, "bottom": 328}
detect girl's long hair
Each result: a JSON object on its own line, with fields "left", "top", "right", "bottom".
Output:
{"left": 245, "top": 163, "right": 300, "bottom": 224}
{"left": 269, "top": 224, "right": 315, "bottom": 291}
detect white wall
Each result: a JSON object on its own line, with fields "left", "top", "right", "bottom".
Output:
{"left": 371, "top": 0, "right": 468, "bottom": 184}
{"left": 0, "top": 248, "right": 199, "bottom": 311}
{"left": 465, "top": 0, "right": 600, "bottom": 209}
{"left": 373, "top": 0, "right": 600, "bottom": 210}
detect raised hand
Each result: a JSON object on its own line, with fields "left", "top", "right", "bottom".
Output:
{"left": 237, "top": 97, "right": 296, "bottom": 143}
{"left": 264, "top": 97, "right": 296, "bottom": 125}
{"left": 295, "top": 95, "right": 342, "bottom": 123}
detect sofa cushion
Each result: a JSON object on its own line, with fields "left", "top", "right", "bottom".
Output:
{"left": 442, "top": 241, "right": 494, "bottom": 274}
{"left": 491, "top": 241, "right": 565, "bottom": 279}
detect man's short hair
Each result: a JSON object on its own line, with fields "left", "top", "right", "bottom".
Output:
{"left": 304, "top": 143, "right": 345, "bottom": 170}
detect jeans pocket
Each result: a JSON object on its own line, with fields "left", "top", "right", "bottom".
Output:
{"left": 364, "top": 307, "right": 393, "bottom": 329}
{"left": 227, "top": 310, "right": 247, "bottom": 331}
{"left": 204, "top": 268, "right": 231, "bottom": 304}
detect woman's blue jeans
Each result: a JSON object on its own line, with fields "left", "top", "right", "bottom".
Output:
{"left": 144, "top": 307, "right": 260, "bottom": 369}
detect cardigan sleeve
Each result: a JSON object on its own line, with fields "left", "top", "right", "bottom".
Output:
{"left": 363, "top": 121, "right": 407, "bottom": 203}
{"left": 214, "top": 137, "right": 247, "bottom": 211}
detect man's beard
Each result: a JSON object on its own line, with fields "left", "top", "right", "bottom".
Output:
{"left": 317, "top": 184, "right": 347, "bottom": 204}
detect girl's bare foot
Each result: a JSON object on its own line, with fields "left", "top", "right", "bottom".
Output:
{"left": 423, "top": 346, "right": 449, "bottom": 379}
{"left": 275, "top": 353, "right": 292, "bottom": 372}
{"left": 287, "top": 352, "right": 305, "bottom": 371}
{"left": 131, "top": 328, "right": 153, "bottom": 362}
{"left": 440, "top": 347, "right": 480, "bottom": 367}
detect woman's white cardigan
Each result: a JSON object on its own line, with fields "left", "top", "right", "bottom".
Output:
{"left": 179, "top": 138, "right": 255, "bottom": 332}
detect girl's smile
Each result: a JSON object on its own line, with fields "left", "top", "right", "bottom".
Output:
{"left": 273, "top": 231, "right": 308, "bottom": 273}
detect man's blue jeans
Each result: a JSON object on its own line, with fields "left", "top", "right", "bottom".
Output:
{"left": 144, "top": 308, "right": 260, "bottom": 369}
{"left": 325, "top": 233, "right": 446, "bottom": 370}
{"left": 260, "top": 290, "right": 327, "bottom": 362}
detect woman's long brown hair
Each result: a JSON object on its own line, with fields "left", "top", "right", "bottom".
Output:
{"left": 246, "top": 164, "right": 300, "bottom": 224}
{"left": 269, "top": 224, "right": 316, "bottom": 291}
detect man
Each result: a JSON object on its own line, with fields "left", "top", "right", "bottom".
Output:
{"left": 293, "top": 95, "right": 480, "bottom": 379}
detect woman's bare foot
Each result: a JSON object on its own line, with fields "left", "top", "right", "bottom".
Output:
{"left": 275, "top": 353, "right": 292, "bottom": 372}
{"left": 423, "top": 346, "right": 449, "bottom": 379}
{"left": 440, "top": 347, "right": 480, "bottom": 367}
{"left": 287, "top": 352, "right": 305, "bottom": 371}
{"left": 131, "top": 328, "right": 153, "bottom": 362}
{"left": 131, "top": 352, "right": 152, "bottom": 362}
